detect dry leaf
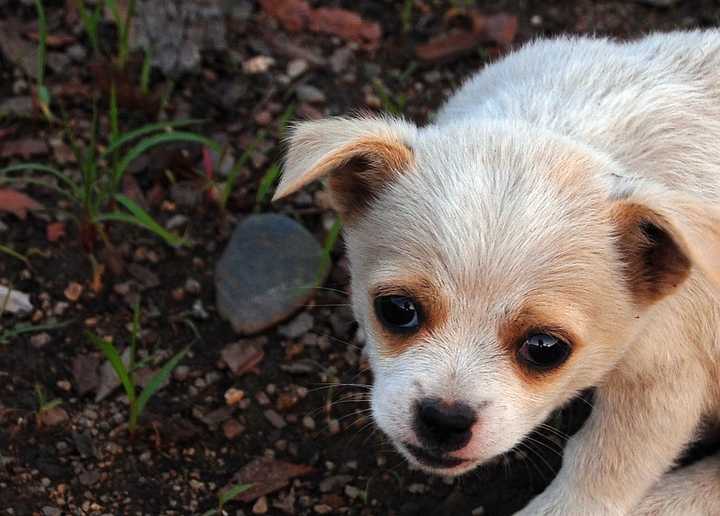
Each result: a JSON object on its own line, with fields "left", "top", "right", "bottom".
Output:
{"left": 221, "top": 455, "right": 314, "bottom": 502}
{"left": 415, "top": 11, "right": 517, "bottom": 63}
{"left": 0, "top": 188, "right": 44, "bottom": 220}
{"left": 259, "top": 0, "right": 381, "bottom": 45}
{"left": 47, "top": 221, "right": 67, "bottom": 242}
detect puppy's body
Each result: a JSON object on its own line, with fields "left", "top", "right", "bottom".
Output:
{"left": 275, "top": 31, "right": 720, "bottom": 515}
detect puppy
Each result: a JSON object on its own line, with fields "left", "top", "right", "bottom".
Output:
{"left": 274, "top": 30, "right": 720, "bottom": 515}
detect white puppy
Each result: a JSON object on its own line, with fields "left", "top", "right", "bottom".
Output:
{"left": 274, "top": 31, "right": 720, "bottom": 515}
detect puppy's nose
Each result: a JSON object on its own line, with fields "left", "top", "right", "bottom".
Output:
{"left": 414, "top": 398, "right": 476, "bottom": 451}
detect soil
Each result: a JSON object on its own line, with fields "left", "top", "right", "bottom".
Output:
{"left": 2, "top": 1, "right": 720, "bottom": 515}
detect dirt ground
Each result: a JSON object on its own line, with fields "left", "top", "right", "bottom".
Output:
{"left": 2, "top": 1, "right": 720, "bottom": 515}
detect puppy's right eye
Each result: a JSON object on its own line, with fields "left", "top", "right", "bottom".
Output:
{"left": 374, "top": 296, "right": 421, "bottom": 332}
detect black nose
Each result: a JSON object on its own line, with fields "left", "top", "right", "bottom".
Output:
{"left": 414, "top": 398, "right": 476, "bottom": 452}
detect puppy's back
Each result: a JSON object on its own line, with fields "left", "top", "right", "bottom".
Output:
{"left": 436, "top": 31, "right": 720, "bottom": 202}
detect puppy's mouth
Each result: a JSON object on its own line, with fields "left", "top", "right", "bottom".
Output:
{"left": 404, "top": 443, "right": 468, "bottom": 470}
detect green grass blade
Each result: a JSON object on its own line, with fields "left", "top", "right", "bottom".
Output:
{"left": 76, "top": 0, "right": 102, "bottom": 56}
{"left": 88, "top": 331, "right": 136, "bottom": 402}
{"left": 130, "top": 294, "right": 141, "bottom": 373}
{"left": 99, "top": 194, "right": 191, "bottom": 247}
{"left": 0, "top": 318, "right": 73, "bottom": 345}
{"left": 254, "top": 163, "right": 281, "bottom": 211}
{"left": 0, "top": 245, "right": 29, "bottom": 266}
{"left": 1, "top": 163, "right": 82, "bottom": 199}
{"left": 136, "top": 344, "right": 190, "bottom": 415}
{"left": 219, "top": 483, "right": 253, "bottom": 506}
{"left": 115, "top": 132, "right": 222, "bottom": 177}
{"left": 221, "top": 129, "right": 267, "bottom": 206}
{"left": 97, "top": 119, "right": 205, "bottom": 161}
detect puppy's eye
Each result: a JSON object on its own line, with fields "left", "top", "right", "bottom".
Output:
{"left": 374, "top": 295, "right": 420, "bottom": 332}
{"left": 518, "top": 333, "right": 570, "bottom": 370}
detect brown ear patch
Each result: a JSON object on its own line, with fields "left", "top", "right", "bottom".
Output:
{"left": 325, "top": 138, "right": 414, "bottom": 222}
{"left": 612, "top": 202, "right": 692, "bottom": 305}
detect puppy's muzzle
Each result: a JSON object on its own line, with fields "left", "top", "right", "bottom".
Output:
{"left": 414, "top": 398, "right": 476, "bottom": 450}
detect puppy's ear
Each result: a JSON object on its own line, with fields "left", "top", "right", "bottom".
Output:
{"left": 273, "top": 117, "right": 417, "bottom": 221}
{"left": 612, "top": 183, "right": 720, "bottom": 304}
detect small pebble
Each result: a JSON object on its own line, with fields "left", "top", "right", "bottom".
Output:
{"left": 252, "top": 495, "right": 268, "bottom": 514}
{"left": 296, "top": 84, "right": 326, "bottom": 104}
{"left": 286, "top": 58, "right": 309, "bottom": 79}
{"left": 243, "top": 55, "right": 275, "bottom": 74}
{"left": 263, "top": 409, "right": 287, "bottom": 429}
{"left": 224, "top": 387, "right": 245, "bottom": 405}
{"left": 29, "top": 332, "right": 52, "bottom": 349}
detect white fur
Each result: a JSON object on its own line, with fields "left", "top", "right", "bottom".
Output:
{"left": 276, "top": 30, "right": 720, "bottom": 515}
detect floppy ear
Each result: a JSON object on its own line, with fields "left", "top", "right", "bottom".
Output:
{"left": 612, "top": 183, "right": 720, "bottom": 305}
{"left": 273, "top": 117, "right": 417, "bottom": 221}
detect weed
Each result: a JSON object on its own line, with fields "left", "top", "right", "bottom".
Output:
{"left": 203, "top": 129, "right": 268, "bottom": 215}
{"left": 253, "top": 101, "right": 296, "bottom": 211}
{"left": 401, "top": 0, "right": 414, "bottom": 32}
{"left": 88, "top": 296, "right": 191, "bottom": 439}
{"left": 34, "top": 384, "right": 63, "bottom": 424}
{"left": 103, "top": 0, "right": 138, "bottom": 70}
{"left": 33, "top": 0, "right": 54, "bottom": 120}
{"left": 0, "top": 246, "right": 30, "bottom": 268}
{"left": 359, "top": 478, "right": 373, "bottom": 505}
{"left": 201, "top": 483, "right": 253, "bottom": 516}
{"left": 370, "top": 78, "right": 407, "bottom": 116}
{"left": 1, "top": 91, "right": 221, "bottom": 266}
{"left": 75, "top": 0, "right": 103, "bottom": 58}
{"left": 317, "top": 216, "right": 342, "bottom": 286}
{"left": 389, "top": 470, "right": 406, "bottom": 493}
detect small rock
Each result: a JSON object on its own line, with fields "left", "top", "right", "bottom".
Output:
{"left": 41, "top": 507, "right": 61, "bottom": 516}
{"left": 78, "top": 469, "right": 102, "bottom": 486}
{"left": 296, "top": 84, "right": 326, "bottom": 104}
{"left": 71, "top": 354, "right": 100, "bottom": 396}
{"left": 184, "top": 278, "right": 201, "bottom": 294}
{"left": 344, "top": 485, "right": 361, "bottom": 499}
{"left": 29, "top": 332, "right": 52, "bottom": 349}
{"left": 221, "top": 338, "right": 266, "bottom": 376}
{"left": 215, "top": 214, "right": 329, "bottom": 335}
{"left": 0, "top": 285, "right": 33, "bottom": 316}
{"left": 314, "top": 504, "right": 333, "bottom": 514}
{"left": 252, "top": 495, "right": 268, "bottom": 514}
{"left": 286, "top": 58, "right": 309, "bottom": 79}
{"left": 472, "top": 506, "right": 486, "bottom": 516}
{"left": 46, "top": 51, "right": 70, "bottom": 74}
{"left": 165, "top": 213, "right": 189, "bottom": 230}
{"left": 302, "top": 415, "right": 315, "bottom": 430}
{"left": 64, "top": 281, "right": 84, "bottom": 302}
{"left": 407, "top": 483, "right": 426, "bottom": 494}
{"left": 41, "top": 406, "right": 69, "bottom": 426}
{"left": 0, "top": 96, "right": 33, "bottom": 116}
{"left": 127, "top": 263, "right": 160, "bottom": 288}
{"left": 319, "top": 474, "right": 354, "bottom": 493}
{"left": 66, "top": 43, "right": 87, "bottom": 62}
{"left": 173, "top": 365, "right": 190, "bottom": 382}
{"left": 243, "top": 55, "right": 275, "bottom": 74}
{"left": 254, "top": 110, "right": 273, "bottom": 127}
{"left": 264, "top": 409, "right": 287, "bottom": 429}
{"left": 222, "top": 419, "right": 245, "bottom": 439}
{"left": 224, "top": 387, "right": 245, "bottom": 405}
{"left": 277, "top": 312, "right": 314, "bottom": 339}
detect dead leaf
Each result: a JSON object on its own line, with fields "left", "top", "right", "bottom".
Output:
{"left": 220, "top": 455, "right": 314, "bottom": 502}
{"left": 47, "top": 221, "right": 67, "bottom": 242}
{"left": 0, "top": 188, "right": 44, "bottom": 220}
{"left": 309, "top": 7, "right": 382, "bottom": 45}
{"left": 0, "top": 138, "right": 50, "bottom": 159}
{"left": 415, "top": 11, "right": 518, "bottom": 63}
{"left": 259, "top": 0, "right": 381, "bottom": 45}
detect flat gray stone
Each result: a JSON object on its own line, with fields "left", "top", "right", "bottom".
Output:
{"left": 215, "top": 214, "right": 329, "bottom": 335}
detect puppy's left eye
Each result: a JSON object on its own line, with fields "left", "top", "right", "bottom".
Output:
{"left": 374, "top": 295, "right": 421, "bottom": 332}
{"left": 518, "top": 333, "right": 570, "bottom": 370}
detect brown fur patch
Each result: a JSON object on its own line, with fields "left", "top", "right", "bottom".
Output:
{"left": 612, "top": 201, "right": 692, "bottom": 306}
{"left": 498, "top": 304, "right": 581, "bottom": 386}
{"left": 325, "top": 138, "right": 414, "bottom": 222}
{"left": 369, "top": 277, "right": 450, "bottom": 357}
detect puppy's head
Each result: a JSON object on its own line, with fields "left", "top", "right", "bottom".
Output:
{"left": 275, "top": 117, "right": 720, "bottom": 475}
